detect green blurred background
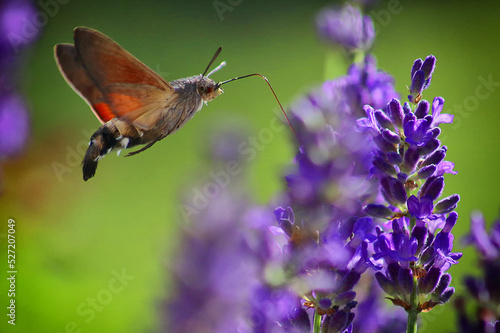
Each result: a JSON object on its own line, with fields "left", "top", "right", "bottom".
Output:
{"left": 1, "top": 0, "right": 499, "bottom": 331}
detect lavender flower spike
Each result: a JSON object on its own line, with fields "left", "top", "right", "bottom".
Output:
{"left": 360, "top": 55, "right": 461, "bottom": 333}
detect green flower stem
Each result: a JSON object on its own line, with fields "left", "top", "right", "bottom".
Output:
{"left": 313, "top": 310, "right": 322, "bottom": 333}
{"left": 406, "top": 275, "right": 419, "bottom": 333}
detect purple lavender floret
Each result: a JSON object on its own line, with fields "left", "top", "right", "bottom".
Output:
{"left": 317, "top": 4, "right": 375, "bottom": 52}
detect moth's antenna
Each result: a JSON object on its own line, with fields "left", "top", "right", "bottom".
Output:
{"left": 202, "top": 47, "right": 223, "bottom": 77}
{"left": 207, "top": 61, "right": 226, "bottom": 78}
{"left": 218, "top": 74, "right": 298, "bottom": 140}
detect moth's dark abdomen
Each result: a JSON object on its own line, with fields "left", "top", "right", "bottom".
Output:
{"left": 82, "top": 126, "right": 117, "bottom": 181}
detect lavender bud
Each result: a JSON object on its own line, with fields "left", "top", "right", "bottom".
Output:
{"left": 417, "top": 165, "right": 436, "bottom": 179}
{"left": 410, "top": 58, "right": 423, "bottom": 80}
{"left": 418, "top": 138, "right": 440, "bottom": 155}
{"left": 344, "top": 312, "right": 355, "bottom": 331}
{"left": 403, "top": 102, "right": 412, "bottom": 115}
{"left": 429, "top": 127, "right": 441, "bottom": 139}
{"left": 327, "top": 309, "right": 349, "bottom": 333}
{"left": 433, "top": 194, "right": 460, "bottom": 214}
{"left": 381, "top": 128, "right": 401, "bottom": 144}
{"left": 333, "top": 291, "right": 356, "bottom": 306}
{"left": 439, "top": 287, "right": 454, "bottom": 303}
{"left": 381, "top": 177, "right": 399, "bottom": 206}
{"left": 421, "top": 147, "right": 446, "bottom": 167}
{"left": 373, "top": 156, "right": 397, "bottom": 176}
{"left": 409, "top": 70, "right": 425, "bottom": 103}
{"left": 374, "top": 135, "right": 397, "bottom": 153}
{"left": 421, "top": 55, "right": 436, "bottom": 80}
{"left": 374, "top": 110, "right": 394, "bottom": 129}
{"left": 375, "top": 272, "right": 396, "bottom": 295}
{"left": 364, "top": 203, "right": 393, "bottom": 218}
{"left": 388, "top": 262, "right": 401, "bottom": 284}
{"left": 398, "top": 267, "right": 414, "bottom": 295}
{"left": 420, "top": 176, "right": 444, "bottom": 201}
{"left": 390, "top": 178, "right": 407, "bottom": 204}
{"left": 387, "top": 151, "right": 403, "bottom": 165}
{"left": 419, "top": 266, "right": 442, "bottom": 294}
{"left": 388, "top": 99, "right": 404, "bottom": 128}
{"left": 415, "top": 100, "right": 430, "bottom": 118}
{"left": 412, "top": 223, "right": 428, "bottom": 255}
{"left": 403, "top": 112, "right": 416, "bottom": 128}
{"left": 336, "top": 270, "right": 360, "bottom": 294}
{"left": 403, "top": 147, "right": 420, "bottom": 173}
{"left": 433, "top": 273, "right": 452, "bottom": 296}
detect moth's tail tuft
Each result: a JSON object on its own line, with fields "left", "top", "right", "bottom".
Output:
{"left": 82, "top": 127, "right": 116, "bottom": 181}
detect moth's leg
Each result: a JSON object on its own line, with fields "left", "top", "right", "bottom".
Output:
{"left": 125, "top": 140, "right": 158, "bottom": 157}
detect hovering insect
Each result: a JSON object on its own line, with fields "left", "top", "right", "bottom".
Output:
{"left": 54, "top": 27, "right": 292, "bottom": 181}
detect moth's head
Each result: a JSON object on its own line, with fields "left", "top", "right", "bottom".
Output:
{"left": 197, "top": 76, "right": 223, "bottom": 102}
{"left": 198, "top": 48, "right": 226, "bottom": 102}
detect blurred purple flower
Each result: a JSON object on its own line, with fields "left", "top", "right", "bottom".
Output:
{"left": 344, "top": 55, "right": 399, "bottom": 115}
{"left": 464, "top": 212, "right": 500, "bottom": 260}
{"left": 455, "top": 212, "right": 500, "bottom": 333}
{"left": 0, "top": 0, "right": 40, "bottom": 53}
{"left": 165, "top": 131, "right": 308, "bottom": 332}
{"left": 0, "top": 93, "right": 30, "bottom": 158}
{"left": 285, "top": 54, "right": 398, "bottom": 217}
{"left": 0, "top": 0, "right": 39, "bottom": 162}
{"left": 317, "top": 4, "right": 374, "bottom": 52}
{"left": 353, "top": 273, "right": 408, "bottom": 333}
{"left": 271, "top": 28, "right": 400, "bottom": 329}
{"left": 209, "top": 129, "right": 246, "bottom": 162}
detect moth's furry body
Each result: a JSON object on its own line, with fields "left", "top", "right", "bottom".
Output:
{"left": 82, "top": 75, "right": 219, "bottom": 180}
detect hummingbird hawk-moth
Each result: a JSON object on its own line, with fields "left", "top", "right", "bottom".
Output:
{"left": 54, "top": 27, "right": 292, "bottom": 181}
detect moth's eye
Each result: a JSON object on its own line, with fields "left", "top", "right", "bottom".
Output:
{"left": 199, "top": 86, "right": 207, "bottom": 93}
